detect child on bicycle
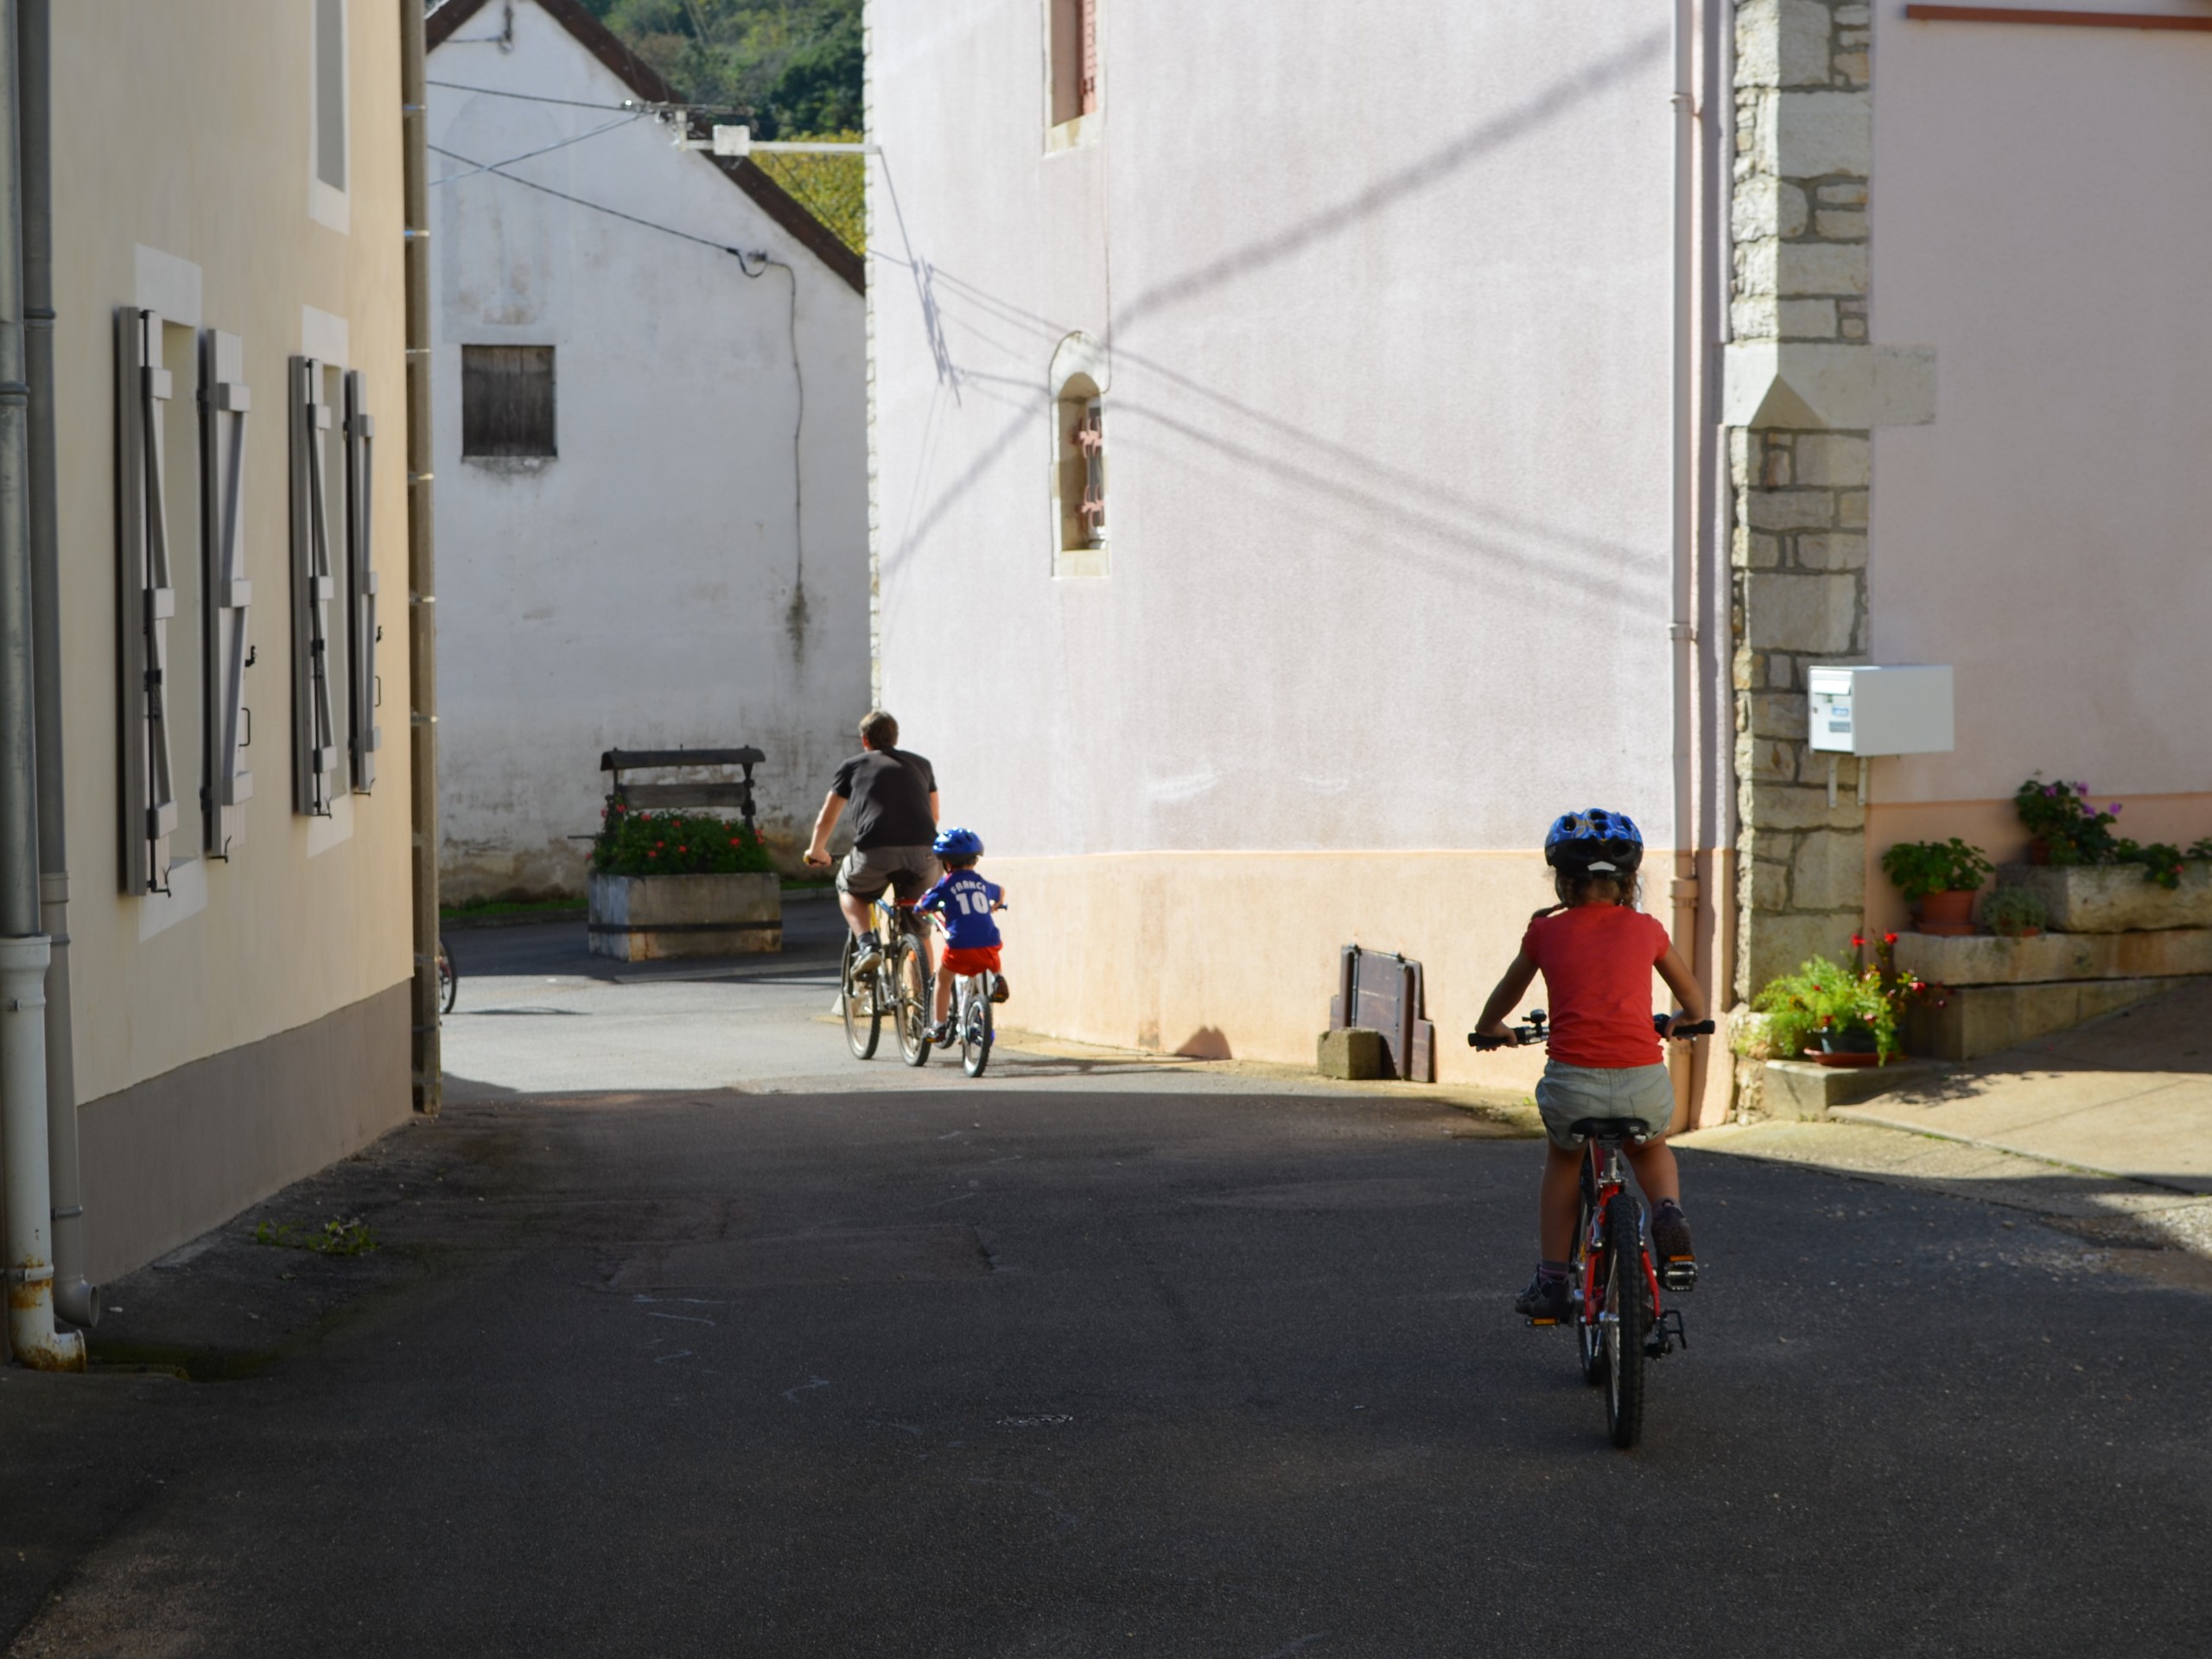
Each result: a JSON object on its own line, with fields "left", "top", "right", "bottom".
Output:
{"left": 918, "top": 826, "right": 1008, "bottom": 1046}
{"left": 1472, "top": 810, "right": 1707, "bottom": 1325}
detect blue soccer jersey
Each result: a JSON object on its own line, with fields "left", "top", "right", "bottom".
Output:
{"left": 918, "top": 870, "right": 1002, "bottom": 949}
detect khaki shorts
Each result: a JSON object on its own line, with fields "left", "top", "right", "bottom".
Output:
{"left": 837, "top": 844, "right": 939, "bottom": 903}
{"left": 1534, "top": 1061, "right": 1676, "bottom": 1151}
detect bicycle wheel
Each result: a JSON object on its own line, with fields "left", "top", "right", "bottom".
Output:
{"left": 962, "top": 977, "right": 994, "bottom": 1077}
{"left": 893, "top": 935, "right": 933, "bottom": 1065}
{"left": 1602, "top": 1196, "right": 1649, "bottom": 1450}
{"left": 436, "top": 938, "right": 457, "bottom": 1015}
{"left": 1575, "top": 1188, "right": 1605, "bottom": 1387}
{"left": 841, "top": 933, "right": 881, "bottom": 1059}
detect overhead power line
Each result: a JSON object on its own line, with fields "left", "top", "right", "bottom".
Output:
{"left": 430, "top": 113, "right": 644, "bottom": 185}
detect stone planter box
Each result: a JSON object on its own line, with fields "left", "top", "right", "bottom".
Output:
{"left": 587, "top": 872, "right": 780, "bottom": 962}
{"left": 1893, "top": 927, "right": 2212, "bottom": 987}
{"left": 1997, "top": 861, "right": 2212, "bottom": 933}
{"left": 1763, "top": 1058, "right": 1944, "bottom": 1121}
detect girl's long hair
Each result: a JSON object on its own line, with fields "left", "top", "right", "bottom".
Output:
{"left": 1553, "top": 867, "right": 1643, "bottom": 909}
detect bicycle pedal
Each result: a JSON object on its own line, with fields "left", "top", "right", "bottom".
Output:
{"left": 1524, "top": 1316, "right": 1562, "bottom": 1328}
{"left": 1660, "top": 1255, "right": 1699, "bottom": 1293}
{"left": 1644, "top": 1307, "right": 1688, "bottom": 1358}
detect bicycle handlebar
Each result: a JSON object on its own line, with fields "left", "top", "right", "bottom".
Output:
{"left": 1466, "top": 1010, "right": 1714, "bottom": 1050}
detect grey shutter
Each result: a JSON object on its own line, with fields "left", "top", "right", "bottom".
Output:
{"left": 200, "top": 329, "right": 252, "bottom": 855}
{"left": 116, "top": 307, "right": 177, "bottom": 893}
{"left": 289, "top": 356, "right": 339, "bottom": 815}
{"left": 344, "top": 368, "right": 379, "bottom": 792}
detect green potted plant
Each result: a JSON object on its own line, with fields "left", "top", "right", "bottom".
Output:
{"left": 1750, "top": 937, "right": 1943, "bottom": 1066}
{"left": 2013, "top": 777, "right": 2120, "bottom": 867}
{"left": 1979, "top": 887, "right": 2047, "bottom": 940}
{"left": 587, "top": 802, "right": 780, "bottom": 961}
{"left": 1879, "top": 837, "right": 1993, "bottom": 936}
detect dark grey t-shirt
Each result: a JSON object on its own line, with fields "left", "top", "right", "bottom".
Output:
{"left": 830, "top": 747, "right": 937, "bottom": 849}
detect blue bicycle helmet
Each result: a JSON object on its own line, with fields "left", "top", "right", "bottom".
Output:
{"left": 932, "top": 825, "right": 984, "bottom": 860}
{"left": 1543, "top": 809, "right": 1643, "bottom": 875}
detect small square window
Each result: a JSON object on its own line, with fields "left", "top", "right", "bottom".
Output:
{"left": 1049, "top": 0, "right": 1100, "bottom": 129}
{"left": 461, "top": 346, "right": 556, "bottom": 459}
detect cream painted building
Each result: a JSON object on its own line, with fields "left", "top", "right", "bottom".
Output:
{"left": 428, "top": 0, "right": 870, "bottom": 899}
{"left": 864, "top": 0, "right": 2212, "bottom": 1118}
{"left": 0, "top": 0, "right": 428, "bottom": 1342}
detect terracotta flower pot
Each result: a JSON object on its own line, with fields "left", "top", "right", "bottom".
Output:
{"left": 1812, "top": 1050, "right": 1885, "bottom": 1069}
{"left": 1916, "top": 888, "right": 1977, "bottom": 936}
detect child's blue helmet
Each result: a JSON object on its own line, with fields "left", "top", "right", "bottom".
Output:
{"left": 932, "top": 825, "right": 983, "bottom": 859}
{"left": 1544, "top": 809, "right": 1643, "bottom": 875}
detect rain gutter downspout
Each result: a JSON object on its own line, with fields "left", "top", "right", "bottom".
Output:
{"left": 1668, "top": 0, "right": 1707, "bottom": 1126}
{"left": 402, "top": 0, "right": 442, "bottom": 1116}
{"left": 20, "top": 0, "right": 90, "bottom": 1331}
{"left": 0, "top": 0, "right": 80, "bottom": 1370}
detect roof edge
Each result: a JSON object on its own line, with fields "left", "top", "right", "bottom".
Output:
{"left": 425, "top": 0, "right": 865, "bottom": 295}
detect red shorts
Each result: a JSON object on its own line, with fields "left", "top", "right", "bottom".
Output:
{"left": 940, "top": 944, "right": 1001, "bottom": 976}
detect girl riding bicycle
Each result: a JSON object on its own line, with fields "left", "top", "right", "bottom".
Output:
{"left": 1472, "top": 810, "right": 1707, "bottom": 1325}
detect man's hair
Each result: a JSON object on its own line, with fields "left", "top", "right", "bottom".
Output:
{"left": 858, "top": 709, "right": 899, "bottom": 749}
{"left": 1554, "top": 868, "right": 1641, "bottom": 909}
{"left": 941, "top": 853, "right": 979, "bottom": 871}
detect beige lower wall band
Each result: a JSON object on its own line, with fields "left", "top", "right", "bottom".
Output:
{"left": 76, "top": 981, "right": 414, "bottom": 1284}
{"left": 988, "top": 849, "right": 1733, "bottom": 1125}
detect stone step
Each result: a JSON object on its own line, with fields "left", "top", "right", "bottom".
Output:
{"left": 1762, "top": 1057, "right": 1948, "bottom": 1121}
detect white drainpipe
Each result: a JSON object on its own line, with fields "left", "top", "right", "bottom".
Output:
{"left": 0, "top": 0, "right": 81, "bottom": 1370}
{"left": 1668, "top": 0, "right": 1709, "bottom": 1121}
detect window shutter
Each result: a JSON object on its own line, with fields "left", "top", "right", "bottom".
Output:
{"left": 344, "top": 368, "right": 379, "bottom": 793}
{"left": 201, "top": 329, "right": 252, "bottom": 855}
{"left": 1078, "top": 0, "right": 1099, "bottom": 115}
{"left": 1077, "top": 398, "right": 1106, "bottom": 546}
{"left": 116, "top": 307, "right": 178, "bottom": 894}
{"left": 289, "top": 355, "right": 340, "bottom": 816}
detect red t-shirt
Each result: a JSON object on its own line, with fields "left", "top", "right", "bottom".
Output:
{"left": 1520, "top": 905, "right": 1671, "bottom": 1069}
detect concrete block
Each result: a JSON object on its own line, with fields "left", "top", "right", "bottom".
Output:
{"left": 1747, "top": 690, "right": 1808, "bottom": 740}
{"left": 588, "top": 871, "right": 782, "bottom": 961}
{"left": 1903, "top": 976, "right": 2209, "bottom": 1061}
{"left": 1742, "top": 912, "right": 1862, "bottom": 999}
{"left": 1996, "top": 862, "right": 2212, "bottom": 932}
{"left": 1733, "top": 178, "right": 1809, "bottom": 241}
{"left": 1744, "top": 571, "right": 1858, "bottom": 653}
{"left": 1778, "top": 299, "right": 1838, "bottom": 340}
{"left": 1893, "top": 927, "right": 2212, "bottom": 987}
{"left": 1737, "top": 0, "right": 1838, "bottom": 89}
{"left": 1796, "top": 531, "right": 1867, "bottom": 570}
{"left": 1723, "top": 342, "right": 1936, "bottom": 429}
{"left": 1775, "top": 242, "right": 1871, "bottom": 298}
{"left": 1760, "top": 90, "right": 1872, "bottom": 178}
{"left": 1792, "top": 434, "right": 1869, "bottom": 488}
{"left": 1742, "top": 780, "right": 1866, "bottom": 834}
{"left": 1790, "top": 829, "right": 1866, "bottom": 912}
{"left": 1815, "top": 207, "right": 1869, "bottom": 240}
{"left": 1764, "top": 1058, "right": 1946, "bottom": 1120}
{"left": 1317, "top": 1027, "right": 1387, "bottom": 1080}
{"left": 1745, "top": 489, "right": 1834, "bottom": 531}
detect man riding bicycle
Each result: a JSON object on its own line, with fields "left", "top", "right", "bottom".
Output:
{"left": 804, "top": 709, "right": 940, "bottom": 975}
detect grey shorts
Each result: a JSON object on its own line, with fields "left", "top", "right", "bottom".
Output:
{"left": 1534, "top": 1061, "right": 1676, "bottom": 1151}
{"left": 837, "top": 843, "right": 939, "bottom": 903}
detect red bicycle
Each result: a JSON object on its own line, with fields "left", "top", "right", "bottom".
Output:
{"left": 1471, "top": 1009, "right": 1712, "bottom": 1448}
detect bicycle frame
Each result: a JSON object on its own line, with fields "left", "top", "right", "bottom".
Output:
{"left": 1577, "top": 1135, "right": 1680, "bottom": 1359}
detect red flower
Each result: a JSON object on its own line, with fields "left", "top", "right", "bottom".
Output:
{"left": 1850, "top": 933, "right": 1866, "bottom": 948}
{"left": 1882, "top": 931, "right": 1897, "bottom": 944}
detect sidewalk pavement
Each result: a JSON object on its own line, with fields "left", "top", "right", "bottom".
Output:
{"left": 1678, "top": 981, "right": 2212, "bottom": 1278}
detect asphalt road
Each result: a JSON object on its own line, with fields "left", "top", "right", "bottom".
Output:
{"left": 4, "top": 918, "right": 2207, "bottom": 1656}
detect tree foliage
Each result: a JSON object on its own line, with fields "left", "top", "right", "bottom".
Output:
{"left": 580, "top": 0, "right": 861, "bottom": 136}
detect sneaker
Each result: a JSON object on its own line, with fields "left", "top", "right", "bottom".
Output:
{"left": 1650, "top": 1202, "right": 1695, "bottom": 1289}
{"left": 989, "top": 973, "right": 1010, "bottom": 1004}
{"left": 850, "top": 937, "right": 885, "bottom": 976}
{"left": 930, "top": 1020, "right": 957, "bottom": 1047}
{"left": 1513, "top": 1273, "right": 1571, "bottom": 1325}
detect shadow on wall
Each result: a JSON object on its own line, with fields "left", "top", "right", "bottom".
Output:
{"left": 1176, "top": 1027, "right": 1233, "bottom": 1060}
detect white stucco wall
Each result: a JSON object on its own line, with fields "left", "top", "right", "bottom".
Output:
{"left": 1868, "top": 14, "right": 2212, "bottom": 807}
{"left": 431, "top": 1, "right": 869, "bottom": 898}
{"left": 867, "top": 0, "right": 1684, "bottom": 861}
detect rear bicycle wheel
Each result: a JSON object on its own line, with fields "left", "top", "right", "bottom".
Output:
{"left": 893, "top": 935, "right": 933, "bottom": 1065}
{"left": 1575, "top": 1189, "right": 1605, "bottom": 1387}
{"left": 962, "top": 977, "right": 994, "bottom": 1077}
{"left": 841, "top": 933, "right": 881, "bottom": 1059}
{"left": 436, "top": 938, "right": 457, "bottom": 1015}
{"left": 1602, "top": 1197, "right": 1650, "bottom": 1450}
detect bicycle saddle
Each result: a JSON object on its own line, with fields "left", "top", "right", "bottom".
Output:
{"left": 1566, "top": 1117, "right": 1652, "bottom": 1144}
